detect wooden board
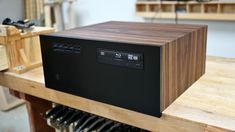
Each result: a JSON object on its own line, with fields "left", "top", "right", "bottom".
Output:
{"left": 0, "top": 56, "right": 234, "bottom": 131}
{"left": 0, "top": 25, "right": 20, "bottom": 37}
{"left": 160, "top": 25, "right": 207, "bottom": 110}
{"left": 49, "top": 21, "right": 206, "bottom": 46}
{"left": 0, "top": 26, "right": 54, "bottom": 74}
{"left": 163, "top": 56, "right": 235, "bottom": 131}
{"left": 136, "top": 12, "right": 235, "bottom": 21}
{"left": 23, "top": 94, "right": 54, "bottom": 132}
{"left": 10, "top": 90, "right": 55, "bottom": 132}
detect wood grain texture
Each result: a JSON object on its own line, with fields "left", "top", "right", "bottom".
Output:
{"left": 163, "top": 56, "right": 235, "bottom": 131}
{"left": 22, "top": 94, "right": 55, "bottom": 132}
{"left": 0, "top": 26, "right": 54, "bottom": 73}
{"left": 48, "top": 21, "right": 206, "bottom": 46}
{"left": 0, "top": 56, "right": 234, "bottom": 131}
{"left": 205, "top": 125, "right": 233, "bottom": 132}
{"left": 161, "top": 25, "right": 207, "bottom": 110}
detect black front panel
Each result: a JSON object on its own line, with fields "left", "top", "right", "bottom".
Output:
{"left": 40, "top": 36, "right": 161, "bottom": 117}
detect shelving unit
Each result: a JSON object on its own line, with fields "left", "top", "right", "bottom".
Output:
{"left": 136, "top": 1, "right": 235, "bottom": 21}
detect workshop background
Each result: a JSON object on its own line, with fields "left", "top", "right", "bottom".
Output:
{"left": 1, "top": 0, "right": 235, "bottom": 58}
{"left": 0, "top": 0, "right": 235, "bottom": 132}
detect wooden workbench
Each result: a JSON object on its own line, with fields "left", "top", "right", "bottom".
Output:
{"left": 0, "top": 56, "right": 234, "bottom": 132}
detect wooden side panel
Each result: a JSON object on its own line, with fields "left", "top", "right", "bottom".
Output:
{"left": 161, "top": 26, "right": 207, "bottom": 111}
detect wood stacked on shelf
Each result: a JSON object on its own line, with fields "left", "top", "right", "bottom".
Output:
{"left": 43, "top": 0, "right": 77, "bottom": 31}
{"left": 0, "top": 25, "right": 54, "bottom": 74}
{"left": 44, "top": 0, "right": 65, "bottom": 31}
{"left": 136, "top": 0, "right": 235, "bottom": 21}
{"left": 24, "top": 0, "right": 44, "bottom": 24}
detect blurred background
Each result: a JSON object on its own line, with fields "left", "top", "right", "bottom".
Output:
{"left": 0, "top": 0, "right": 235, "bottom": 58}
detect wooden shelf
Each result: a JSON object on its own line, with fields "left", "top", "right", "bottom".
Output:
{"left": 136, "top": 1, "right": 235, "bottom": 21}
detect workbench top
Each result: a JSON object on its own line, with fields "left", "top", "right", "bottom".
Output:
{"left": 0, "top": 56, "right": 235, "bottom": 132}
{"left": 164, "top": 56, "right": 235, "bottom": 131}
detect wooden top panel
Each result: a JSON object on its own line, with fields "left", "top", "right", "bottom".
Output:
{"left": 46, "top": 21, "right": 206, "bottom": 46}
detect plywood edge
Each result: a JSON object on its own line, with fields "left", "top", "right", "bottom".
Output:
{"left": 21, "top": 27, "right": 55, "bottom": 39}
{"left": 160, "top": 45, "right": 165, "bottom": 112}
{"left": 205, "top": 125, "right": 234, "bottom": 132}
{"left": 202, "top": 26, "right": 208, "bottom": 75}
{"left": 161, "top": 114, "right": 206, "bottom": 132}
{"left": 160, "top": 44, "right": 168, "bottom": 112}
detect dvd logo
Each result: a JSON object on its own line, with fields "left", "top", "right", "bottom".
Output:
{"left": 115, "top": 53, "right": 122, "bottom": 58}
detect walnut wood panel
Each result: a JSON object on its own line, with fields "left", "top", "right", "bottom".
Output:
{"left": 161, "top": 25, "right": 207, "bottom": 110}
{"left": 49, "top": 21, "right": 207, "bottom": 46}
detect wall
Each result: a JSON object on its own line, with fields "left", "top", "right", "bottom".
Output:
{"left": 64, "top": 0, "right": 235, "bottom": 58}
{"left": 0, "top": 0, "right": 234, "bottom": 58}
{"left": 0, "top": 0, "right": 23, "bottom": 23}
{"left": 70, "top": 0, "right": 143, "bottom": 26}
{"left": 150, "top": 19, "right": 235, "bottom": 58}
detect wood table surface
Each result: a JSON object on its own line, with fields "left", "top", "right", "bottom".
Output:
{"left": 0, "top": 56, "right": 234, "bottom": 132}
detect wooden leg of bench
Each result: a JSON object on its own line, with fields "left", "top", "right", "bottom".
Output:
{"left": 24, "top": 94, "right": 55, "bottom": 132}
{"left": 10, "top": 91, "right": 55, "bottom": 132}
